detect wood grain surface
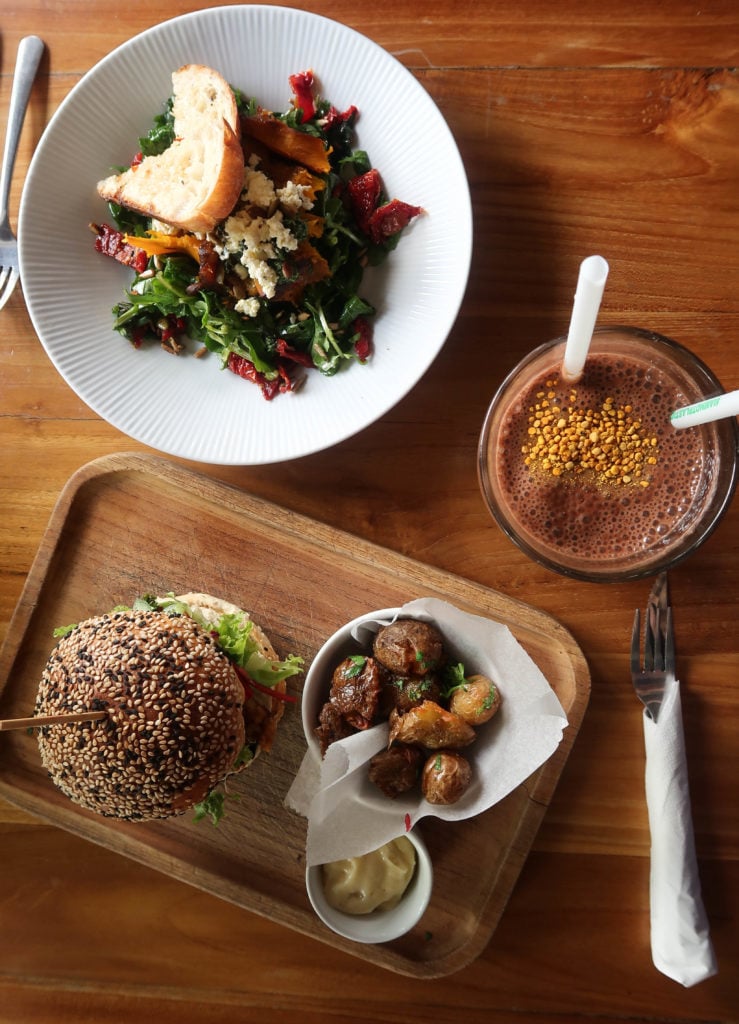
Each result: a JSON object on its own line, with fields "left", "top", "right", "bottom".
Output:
{"left": 1, "top": 2, "right": 738, "bottom": 1022}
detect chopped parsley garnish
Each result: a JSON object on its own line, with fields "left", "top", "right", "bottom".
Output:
{"left": 442, "top": 662, "right": 468, "bottom": 697}
{"left": 344, "top": 654, "right": 368, "bottom": 678}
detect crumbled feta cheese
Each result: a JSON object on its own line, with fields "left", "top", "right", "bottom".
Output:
{"left": 264, "top": 211, "right": 299, "bottom": 252}
{"left": 235, "top": 297, "right": 262, "bottom": 317}
{"left": 221, "top": 209, "right": 298, "bottom": 257}
{"left": 217, "top": 205, "right": 300, "bottom": 299}
{"left": 221, "top": 210, "right": 258, "bottom": 251}
{"left": 242, "top": 252, "right": 278, "bottom": 298}
{"left": 276, "top": 179, "right": 314, "bottom": 212}
{"left": 243, "top": 166, "right": 276, "bottom": 208}
{"left": 214, "top": 161, "right": 306, "bottom": 300}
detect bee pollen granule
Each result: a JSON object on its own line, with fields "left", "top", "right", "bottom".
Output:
{"left": 521, "top": 379, "right": 659, "bottom": 486}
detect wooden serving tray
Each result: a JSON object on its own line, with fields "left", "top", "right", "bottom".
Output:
{"left": 0, "top": 453, "right": 590, "bottom": 978}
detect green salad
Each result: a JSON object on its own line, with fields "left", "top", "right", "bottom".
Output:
{"left": 93, "top": 70, "right": 422, "bottom": 399}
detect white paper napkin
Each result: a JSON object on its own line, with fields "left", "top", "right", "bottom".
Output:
{"left": 285, "top": 597, "right": 569, "bottom": 867}
{"left": 642, "top": 672, "right": 718, "bottom": 986}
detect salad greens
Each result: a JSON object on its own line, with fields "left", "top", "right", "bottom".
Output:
{"left": 193, "top": 789, "right": 233, "bottom": 826}
{"left": 97, "top": 74, "right": 421, "bottom": 398}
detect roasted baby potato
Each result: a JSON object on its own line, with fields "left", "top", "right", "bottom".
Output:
{"left": 373, "top": 619, "right": 444, "bottom": 677}
{"left": 328, "top": 655, "right": 384, "bottom": 730}
{"left": 421, "top": 750, "right": 472, "bottom": 805}
{"left": 381, "top": 673, "right": 443, "bottom": 715}
{"left": 388, "top": 700, "right": 476, "bottom": 750}
{"left": 448, "top": 673, "right": 501, "bottom": 726}
{"left": 315, "top": 655, "right": 386, "bottom": 755}
{"left": 368, "top": 744, "right": 423, "bottom": 798}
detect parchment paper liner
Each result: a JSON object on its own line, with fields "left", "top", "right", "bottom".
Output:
{"left": 286, "top": 598, "right": 568, "bottom": 867}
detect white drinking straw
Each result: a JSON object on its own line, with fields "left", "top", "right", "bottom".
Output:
{"left": 670, "top": 388, "right": 739, "bottom": 429}
{"left": 561, "top": 255, "right": 610, "bottom": 383}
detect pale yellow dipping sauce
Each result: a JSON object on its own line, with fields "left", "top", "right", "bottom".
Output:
{"left": 321, "top": 836, "right": 417, "bottom": 915}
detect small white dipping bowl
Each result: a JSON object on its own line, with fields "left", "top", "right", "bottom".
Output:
{"left": 301, "top": 607, "right": 400, "bottom": 762}
{"left": 305, "top": 827, "right": 433, "bottom": 944}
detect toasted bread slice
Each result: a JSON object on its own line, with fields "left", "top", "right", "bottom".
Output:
{"left": 97, "top": 64, "right": 244, "bottom": 233}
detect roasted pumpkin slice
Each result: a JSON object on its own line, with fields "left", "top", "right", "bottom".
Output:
{"left": 123, "top": 230, "right": 202, "bottom": 263}
{"left": 274, "top": 240, "right": 331, "bottom": 303}
{"left": 243, "top": 113, "right": 332, "bottom": 175}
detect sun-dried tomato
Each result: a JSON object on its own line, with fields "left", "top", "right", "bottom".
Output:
{"left": 227, "top": 352, "right": 295, "bottom": 400}
{"left": 368, "top": 199, "right": 422, "bottom": 244}
{"left": 289, "top": 70, "right": 316, "bottom": 123}
{"left": 228, "top": 352, "right": 272, "bottom": 395}
{"left": 275, "top": 362, "right": 295, "bottom": 393}
{"left": 323, "top": 103, "right": 358, "bottom": 130}
{"left": 353, "top": 317, "right": 373, "bottom": 362}
{"left": 130, "top": 327, "right": 146, "bottom": 350}
{"left": 160, "top": 316, "right": 187, "bottom": 344}
{"left": 92, "top": 223, "right": 148, "bottom": 273}
{"left": 276, "top": 338, "right": 314, "bottom": 367}
{"left": 345, "top": 169, "right": 382, "bottom": 233}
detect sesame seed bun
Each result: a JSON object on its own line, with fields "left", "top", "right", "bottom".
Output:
{"left": 34, "top": 594, "right": 285, "bottom": 821}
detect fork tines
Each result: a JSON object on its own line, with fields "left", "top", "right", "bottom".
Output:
{"left": 0, "top": 265, "right": 19, "bottom": 312}
{"left": 630, "top": 600, "right": 675, "bottom": 724}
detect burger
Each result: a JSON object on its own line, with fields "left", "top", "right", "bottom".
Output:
{"left": 34, "top": 592, "right": 302, "bottom": 823}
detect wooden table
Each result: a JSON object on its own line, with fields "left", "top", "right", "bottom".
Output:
{"left": 1, "top": 2, "right": 737, "bottom": 1021}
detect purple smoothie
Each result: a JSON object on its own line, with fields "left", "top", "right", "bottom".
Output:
{"left": 479, "top": 328, "right": 737, "bottom": 580}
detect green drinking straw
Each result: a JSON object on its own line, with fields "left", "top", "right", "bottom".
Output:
{"left": 670, "top": 389, "right": 739, "bottom": 429}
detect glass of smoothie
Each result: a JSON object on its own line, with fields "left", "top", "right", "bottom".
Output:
{"left": 478, "top": 326, "right": 739, "bottom": 582}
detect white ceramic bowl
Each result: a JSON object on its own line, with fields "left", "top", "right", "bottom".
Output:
{"left": 301, "top": 607, "right": 399, "bottom": 761}
{"left": 305, "top": 827, "right": 433, "bottom": 944}
{"left": 19, "top": 7, "right": 471, "bottom": 465}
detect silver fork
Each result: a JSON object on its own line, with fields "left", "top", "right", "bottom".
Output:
{"left": 630, "top": 570, "right": 674, "bottom": 723}
{"left": 0, "top": 35, "right": 45, "bottom": 311}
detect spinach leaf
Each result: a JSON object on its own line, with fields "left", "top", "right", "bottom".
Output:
{"left": 138, "top": 99, "right": 175, "bottom": 157}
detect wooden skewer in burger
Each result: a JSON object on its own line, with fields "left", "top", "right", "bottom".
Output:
{"left": 0, "top": 710, "right": 109, "bottom": 731}
{"left": 32, "top": 592, "right": 302, "bottom": 822}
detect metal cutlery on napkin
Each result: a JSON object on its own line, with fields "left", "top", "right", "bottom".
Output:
{"left": 0, "top": 35, "right": 44, "bottom": 311}
{"left": 630, "top": 572, "right": 717, "bottom": 986}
